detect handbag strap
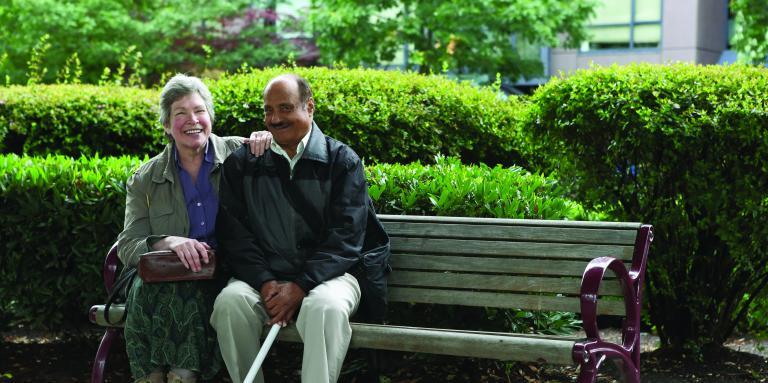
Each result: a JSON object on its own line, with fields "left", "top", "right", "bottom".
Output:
{"left": 103, "top": 267, "right": 137, "bottom": 325}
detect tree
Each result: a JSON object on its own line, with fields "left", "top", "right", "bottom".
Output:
{"left": 731, "top": 0, "right": 768, "bottom": 64}
{"left": 308, "top": 0, "right": 596, "bottom": 80}
{"left": 0, "top": 0, "right": 303, "bottom": 85}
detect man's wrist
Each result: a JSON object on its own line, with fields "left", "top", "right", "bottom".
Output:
{"left": 293, "top": 277, "right": 314, "bottom": 294}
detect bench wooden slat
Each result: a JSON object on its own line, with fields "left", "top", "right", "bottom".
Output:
{"left": 388, "top": 287, "right": 626, "bottom": 315}
{"left": 92, "top": 304, "right": 585, "bottom": 365}
{"left": 383, "top": 222, "right": 638, "bottom": 245}
{"left": 391, "top": 237, "right": 634, "bottom": 261}
{"left": 379, "top": 214, "right": 642, "bottom": 229}
{"left": 276, "top": 323, "right": 578, "bottom": 365}
{"left": 388, "top": 270, "right": 624, "bottom": 296}
{"left": 390, "top": 253, "right": 629, "bottom": 277}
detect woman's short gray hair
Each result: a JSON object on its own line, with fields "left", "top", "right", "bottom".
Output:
{"left": 159, "top": 74, "right": 215, "bottom": 127}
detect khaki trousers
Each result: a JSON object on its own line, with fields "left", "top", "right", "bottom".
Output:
{"left": 210, "top": 274, "right": 360, "bottom": 383}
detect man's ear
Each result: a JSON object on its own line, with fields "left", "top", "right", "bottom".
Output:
{"left": 306, "top": 98, "right": 315, "bottom": 117}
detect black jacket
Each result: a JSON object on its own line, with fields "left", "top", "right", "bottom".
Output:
{"left": 216, "top": 123, "right": 368, "bottom": 293}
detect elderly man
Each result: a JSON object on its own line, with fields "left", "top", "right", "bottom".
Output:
{"left": 211, "top": 74, "right": 367, "bottom": 383}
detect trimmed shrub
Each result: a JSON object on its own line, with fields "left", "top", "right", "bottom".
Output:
{"left": 0, "top": 68, "right": 526, "bottom": 166}
{"left": 0, "top": 84, "right": 160, "bottom": 156}
{"left": 366, "top": 155, "right": 599, "bottom": 220}
{"left": 523, "top": 63, "right": 768, "bottom": 353}
{"left": 0, "top": 154, "right": 591, "bottom": 329}
{"left": 0, "top": 154, "right": 143, "bottom": 329}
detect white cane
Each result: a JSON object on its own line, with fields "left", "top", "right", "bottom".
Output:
{"left": 243, "top": 323, "right": 282, "bottom": 383}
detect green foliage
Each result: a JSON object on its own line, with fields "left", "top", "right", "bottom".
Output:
{"left": 56, "top": 53, "right": 83, "bottom": 85}
{"left": 309, "top": 0, "right": 596, "bottom": 80}
{"left": 2, "top": 68, "right": 526, "bottom": 166}
{"left": 0, "top": 52, "right": 11, "bottom": 87}
{"left": 488, "top": 308, "right": 582, "bottom": 336}
{"left": 366, "top": 155, "right": 598, "bottom": 220}
{"left": 112, "top": 46, "right": 144, "bottom": 87}
{"left": 0, "top": 0, "right": 299, "bottom": 85}
{"left": 0, "top": 84, "right": 162, "bottom": 156}
{"left": 523, "top": 62, "right": 768, "bottom": 354}
{"left": 738, "top": 293, "right": 768, "bottom": 341}
{"left": 26, "top": 34, "right": 51, "bottom": 85}
{"left": 0, "top": 154, "right": 593, "bottom": 329}
{"left": 0, "top": 154, "right": 143, "bottom": 329}
{"left": 212, "top": 67, "right": 526, "bottom": 165}
{"left": 731, "top": 0, "right": 768, "bottom": 64}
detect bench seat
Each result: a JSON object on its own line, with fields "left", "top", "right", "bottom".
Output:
{"left": 91, "top": 304, "right": 576, "bottom": 364}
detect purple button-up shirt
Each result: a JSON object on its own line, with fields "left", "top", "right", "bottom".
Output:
{"left": 175, "top": 140, "right": 218, "bottom": 248}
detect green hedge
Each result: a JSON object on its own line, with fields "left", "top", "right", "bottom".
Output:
{"left": 0, "top": 154, "right": 143, "bottom": 328}
{"left": 0, "top": 84, "right": 160, "bottom": 156}
{"left": 367, "top": 155, "right": 600, "bottom": 220}
{"left": 211, "top": 67, "right": 524, "bottom": 165}
{"left": 0, "top": 154, "right": 592, "bottom": 330}
{"left": 0, "top": 67, "right": 525, "bottom": 165}
{"left": 523, "top": 63, "right": 768, "bottom": 353}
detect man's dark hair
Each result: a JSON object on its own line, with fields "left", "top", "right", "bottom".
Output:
{"left": 293, "top": 74, "right": 313, "bottom": 106}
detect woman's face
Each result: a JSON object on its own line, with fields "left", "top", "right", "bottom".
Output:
{"left": 165, "top": 92, "right": 212, "bottom": 154}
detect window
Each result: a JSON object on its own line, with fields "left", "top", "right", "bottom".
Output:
{"left": 580, "top": 0, "right": 662, "bottom": 52}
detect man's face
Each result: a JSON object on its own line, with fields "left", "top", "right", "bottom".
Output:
{"left": 263, "top": 79, "right": 314, "bottom": 151}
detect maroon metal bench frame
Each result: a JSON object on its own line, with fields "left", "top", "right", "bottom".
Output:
{"left": 89, "top": 242, "right": 120, "bottom": 383}
{"left": 573, "top": 224, "right": 653, "bottom": 382}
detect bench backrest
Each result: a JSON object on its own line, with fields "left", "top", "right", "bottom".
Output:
{"left": 380, "top": 215, "right": 651, "bottom": 316}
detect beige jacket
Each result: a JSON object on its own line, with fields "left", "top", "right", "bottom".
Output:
{"left": 117, "top": 134, "right": 243, "bottom": 267}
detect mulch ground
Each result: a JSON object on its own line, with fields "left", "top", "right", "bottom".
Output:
{"left": 2, "top": 328, "right": 767, "bottom": 382}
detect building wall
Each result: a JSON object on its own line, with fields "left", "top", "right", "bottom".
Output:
{"left": 549, "top": 0, "right": 728, "bottom": 76}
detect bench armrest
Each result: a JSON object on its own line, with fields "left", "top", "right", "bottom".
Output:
{"left": 573, "top": 224, "right": 653, "bottom": 372}
{"left": 579, "top": 256, "right": 639, "bottom": 343}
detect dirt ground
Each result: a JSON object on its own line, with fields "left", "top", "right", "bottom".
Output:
{"left": 1, "top": 327, "right": 766, "bottom": 382}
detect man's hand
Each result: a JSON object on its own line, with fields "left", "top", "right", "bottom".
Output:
{"left": 152, "top": 236, "right": 210, "bottom": 272}
{"left": 245, "top": 130, "right": 272, "bottom": 157}
{"left": 261, "top": 281, "right": 306, "bottom": 327}
{"left": 260, "top": 280, "right": 280, "bottom": 303}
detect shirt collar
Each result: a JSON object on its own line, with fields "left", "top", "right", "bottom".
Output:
{"left": 174, "top": 139, "right": 213, "bottom": 169}
{"left": 270, "top": 125, "right": 312, "bottom": 161}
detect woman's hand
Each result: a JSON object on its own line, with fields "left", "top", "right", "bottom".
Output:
{"left": 152, "top": 236, "right": 210, "bottom": 272}
{"left": 244, "top": 130, "right": 272, "bottom": 157}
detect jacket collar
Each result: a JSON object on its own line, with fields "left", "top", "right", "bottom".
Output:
{"left": 302, "top": 122, "right": 329, "bottom": 164}
{"left": 151, "top": 134, "right": 229, "bottom": 183}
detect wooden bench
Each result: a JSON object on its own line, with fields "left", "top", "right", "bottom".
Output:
{"left": 90, "top": 214, "right": 653, "bottom": 383}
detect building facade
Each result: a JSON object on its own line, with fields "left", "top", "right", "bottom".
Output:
{"left": 547, "top": 0, "right": 731, "bottom": 76}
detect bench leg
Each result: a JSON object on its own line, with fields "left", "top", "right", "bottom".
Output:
{"left": 363, "top": 349, "right": 382, "bottom": 381}
{"left": 576, "top": 349, "right": 640, "bottom": 383}
{"left": 91, "top": 327, "right": 120, "bottom": 383}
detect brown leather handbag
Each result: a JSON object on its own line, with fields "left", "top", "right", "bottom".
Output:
{"left": 138, "top": 249, "right": 216, "bottom": 283}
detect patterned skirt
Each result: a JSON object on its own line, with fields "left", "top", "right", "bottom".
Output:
{"left": 124, "top": 277, "right": 222, "bottom": 380}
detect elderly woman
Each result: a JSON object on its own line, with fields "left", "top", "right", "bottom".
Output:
{"left": 117, "top": 74, "right": 270, "bottom": 383}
